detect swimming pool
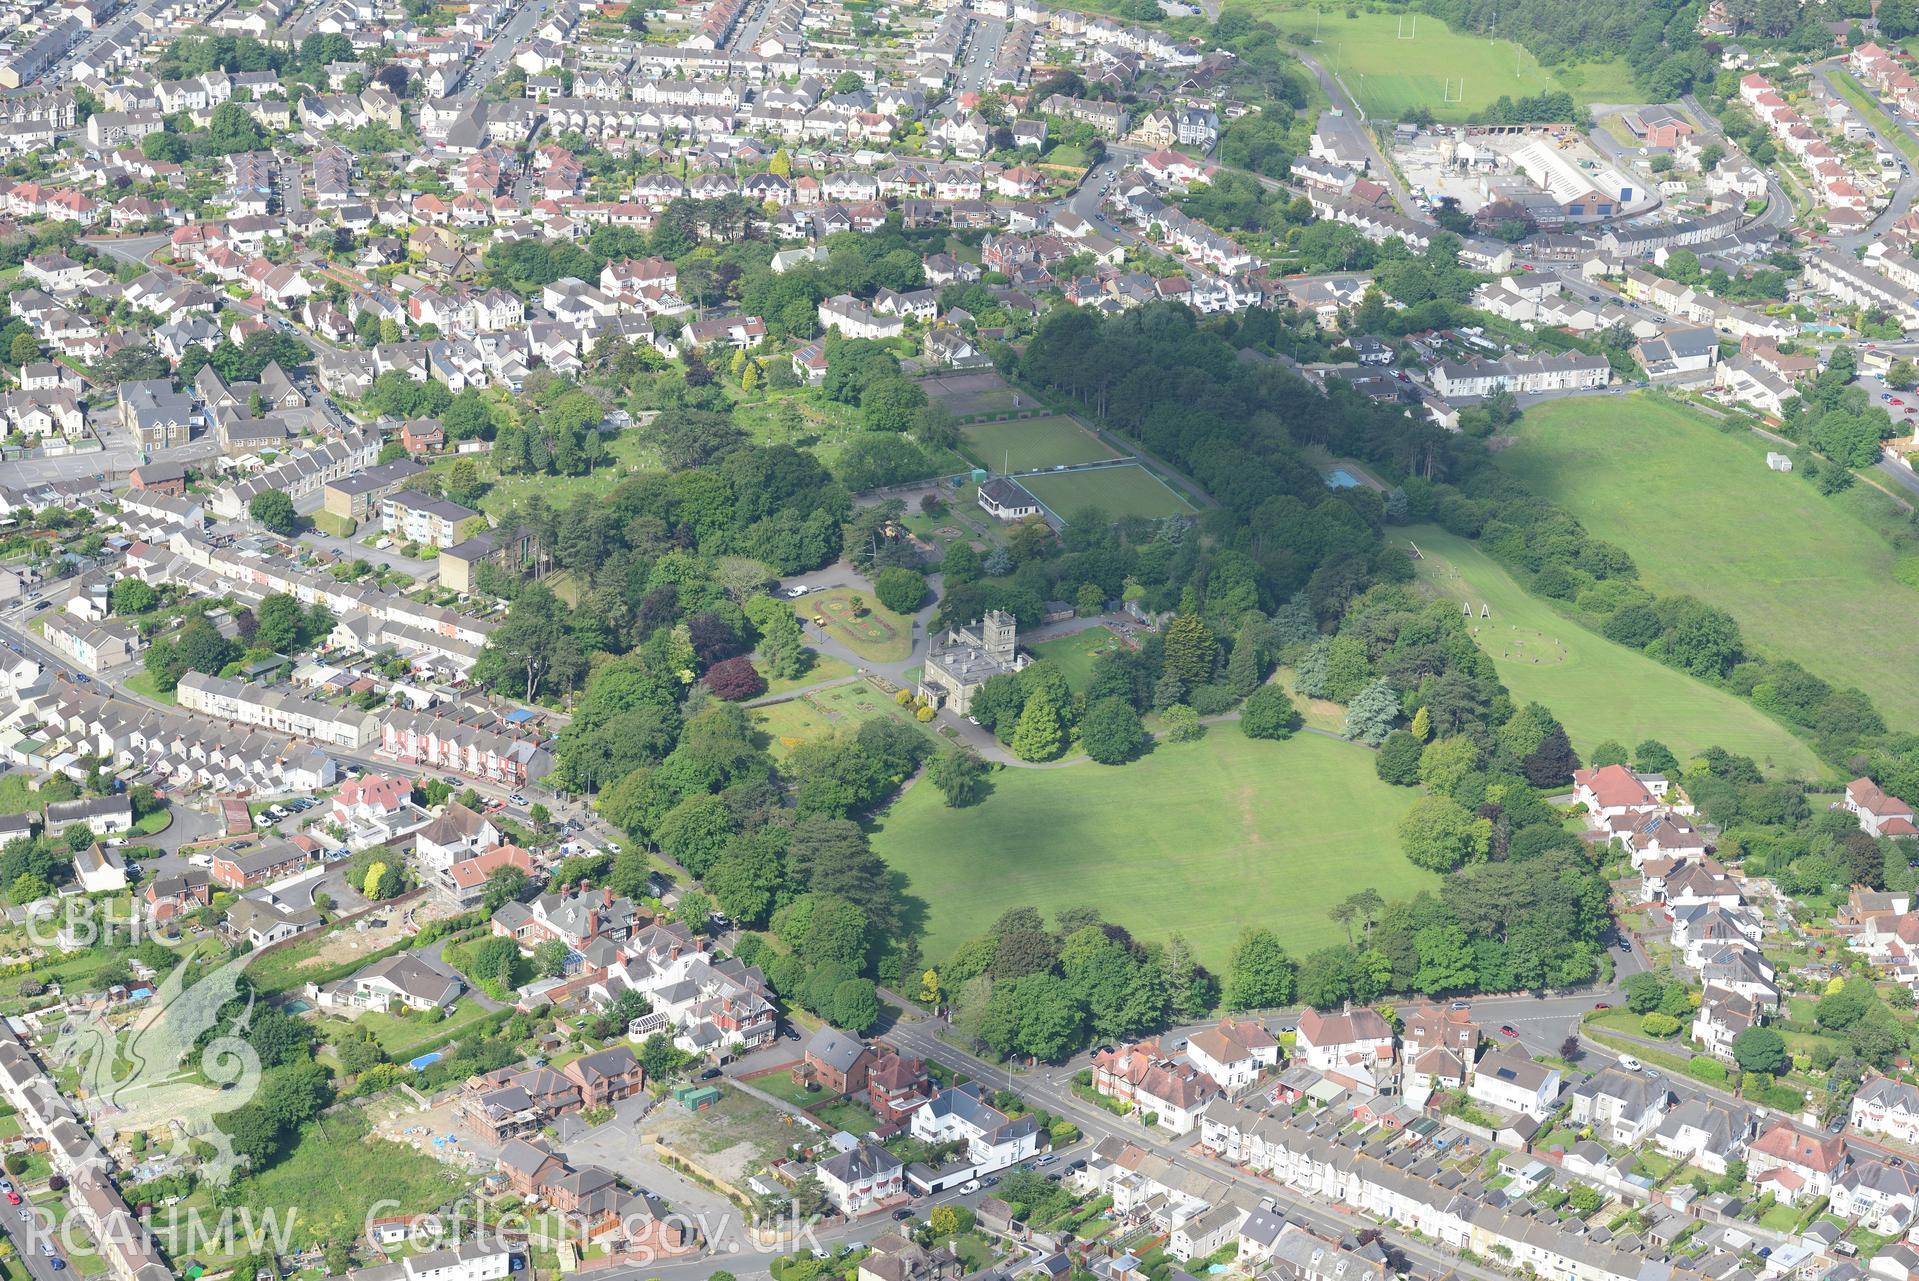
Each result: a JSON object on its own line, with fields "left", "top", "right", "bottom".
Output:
{"left": 1326, "top": 467, "right": 1362, "bottom": 489}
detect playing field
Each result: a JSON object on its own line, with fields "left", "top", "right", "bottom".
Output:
{"left": 1235, "top": 4, "right": 1634, "bottom": 121}
{"left": 1496, "top": 395, "right": 1919, "bottom": 731}
{"left": 870, "top": 728, "right": 1431, "bottom": 973}
{"left": 1409, "top": 527, "right": 1822, "bottom": 777}
{"left": 1021, "top": 464, "right": 1198, "bottom": 522}
{"left": 962, "top": 415, "right": 1120, "bottom": 473}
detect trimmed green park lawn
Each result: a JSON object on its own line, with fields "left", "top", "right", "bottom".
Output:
{"left": 1020, "top": 465, "right": 1198, "bottom": 522}
{"left": 122, "top": 671, "right": 177, "bottom": 706}
{"left": 757, "top": 652, "right": 855, "bottom": 700}
{"left": 961, "top": 416, "right": 1119, "bottom": 473}
{"left": 1497, "top": 395, "right": 1919, "bottom": 732}
{"left": 796, "top": 587, "right": 914, "bottom": 663}
{"left": 1027, "top": 626, "right": 1127, "bottom": 694}
{"left": 1409, "top": 527, "right": 1821, "bottom": 776}
{"left": 869, "top": 727, "right": 1429, "bottom": 973}
{"left": 754, "top": 681, "right": 939, "bottom": 758}
{"left": 1232, "top": 4, "right": 1634, "bottom": 119}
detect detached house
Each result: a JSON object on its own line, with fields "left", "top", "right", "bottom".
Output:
{"left": 1653, "top": 1097, "right": 1751, "bottom": 1175}
{"left": 907, "top": 1082, "right": 1041, "bottom": 1190}
{"left": 1568, "top": 1066, "right": 1669, "bottom": 1145}
{"left": 803, "top": 1026, "right": 875, "bottom": 1096}
{"left": 1573, "top": 764, "right": 1671, "bottom": 818}
{"left": 1467, "top": 1049, "right": 1561, "bottom": 1119}
{"left": 818, "top": 1142, "right": 904, "bottom": 1217}
{"left": 1182, "top": 1017, "right": 1280, "bottom": 1092}
{"left": 1748, "top": 1118, "right": 1848, "bottom": 1204}
{"left": 1846, "top": 776, "right": 1918, "bottom": 839}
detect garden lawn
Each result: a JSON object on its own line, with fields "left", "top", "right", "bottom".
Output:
{"left": 1020, "top": 464, "right": 1198, "bottom": 522}
{"left": 1228, "top": 4, "right": 1632, "bottom": 120}
{"left": 754, "top": 681, "right": 940, "bottom": 758}
{"left": 1027, "top": 625, "right": 1127, "bottom": 694}
{"left": 869, "top": 728, "right": 1429, "bottom": 973}
{"left": 1408, "top": 526, "right": 1821, "bottom": 776}
{"left": 329, "top": 999, "right": 496, "bottom": 1059}
{"left": 796, "top": 587, "right": 913, "bottom": 662}
{"left": 1495, "top": 395, "right": 1919, "bottom": 732}
{"left": 121, "top": 671, "right": 176, "bottom": 706}
{"left": 757, "top": 653, "right": 855, "bottom": 700}
{"left": 960, "top": 415, "right": 1120, "bottom": 473}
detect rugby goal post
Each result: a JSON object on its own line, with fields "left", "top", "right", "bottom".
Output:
{"left": 1397, "top": 13, "right": 1417, "bottom": 38}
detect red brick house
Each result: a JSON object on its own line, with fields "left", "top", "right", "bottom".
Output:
{"left": 209, "top": 840, "right": 308, "bottom": 891}
{"left": 560, "top": 1045, "right": 645, "bottom": 1109}
{"left": 128, "top": 462, "right": 188, "bottom": 496}
{"left": 804, "top": 1026, "right": 874, "bottom": 1095}
{"left": 867, "top": 1049, "right": 933, "bottom": 1124}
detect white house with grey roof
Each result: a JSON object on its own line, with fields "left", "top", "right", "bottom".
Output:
{"left": 1467, "top": 1049, "right": 1561, "bottom": 1119}
{"left": 907, "top": 1082, "right": 1040, "bottom": 1191}
{"left": 1653, "top": 1097, "right": 1751, "bottom": 1175}
{"left": 313, "top": 951, "right": 463, "bottom": 1013}
{"left": 817, "top": 1141, "right": 904, "bottom": 1216}
{"left": 1568, "top": 1066, "right": 1669, "bottom": 1145}
{"left": 1853, "top": 1076, "right": 1919, "bottom": 1146}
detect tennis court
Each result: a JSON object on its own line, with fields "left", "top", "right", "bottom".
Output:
{"left": 920, "top": 370, "right": 1027, "bottom": 418}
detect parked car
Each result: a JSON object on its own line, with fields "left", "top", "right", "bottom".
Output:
{"left": 1617, "top": 1055, "right": 1642, "bottom": 1071}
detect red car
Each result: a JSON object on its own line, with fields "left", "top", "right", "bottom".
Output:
{"left": 8, "top": 1192, "right": 23, "bottom": 1206}
{"left": 1499, "top": 1024, "right": 1519, "bottom": 1037}
{"left": 1593, "top": 1001, "right": 1610, "bottom": 1010}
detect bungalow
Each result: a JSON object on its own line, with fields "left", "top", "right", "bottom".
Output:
{"left": 977, "top": 477, "right": 1041, "bottom": 522}
{"left": 73, "top": 842, "right": 127, "bottom": 894}
{"left": 314, "top": 952, "right": 463, "bottom": 1013}
{"left": 209, "top": 839, "right": 308, "bottom": 891}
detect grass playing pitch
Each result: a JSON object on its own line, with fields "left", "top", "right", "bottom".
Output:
{"left": 1409, "top": 527, "right": 1821, "bottom": 777}
{"left": 869, "top": 727, "right": 1429, "bottom": 973}
{"left": 1496, "top": 395, "right": 1919, "bottom": 733}
{"left": 1237, "top": 5, "right": 1636, "bottom": 121}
